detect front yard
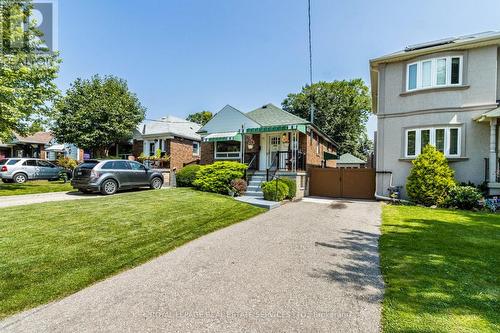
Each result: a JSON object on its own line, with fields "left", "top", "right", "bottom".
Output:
{"left": 380, "top": 205, "right": 499, "bottom": 333}
{"left": 0, "top": 188, "right": 264, "bottom": 319}
{"left": 0, "top": 180, "right": 73, "bottom": 196}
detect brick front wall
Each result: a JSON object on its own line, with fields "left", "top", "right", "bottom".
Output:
{"left": 200, "top": 142, "right": 214, "bottom": 165}
{"left": 303, "top": 130, "right": 337, "bottom": 169}
{"left": 169, "top": 137, "right": 199, "bottom": 171}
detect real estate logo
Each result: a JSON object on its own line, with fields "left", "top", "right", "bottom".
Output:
{"left": 0, "top": 0, "right": 58, "bottom": 53}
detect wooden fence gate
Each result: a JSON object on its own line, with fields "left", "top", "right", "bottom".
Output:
{"left": 309, "top": 168, "right": 375, "bottom": 199}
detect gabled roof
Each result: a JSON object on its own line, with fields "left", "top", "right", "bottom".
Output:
{"left": 337, "top": 153, "right": 366, "bottom": 164}
{"left": 137, "top": 116, "right": 201, "bottom": 141}
{"left": 14, "top": 132, "right": 54, "bottom": 144}
{"left": 246, "top": 103, "right": 309, "bottom": 127}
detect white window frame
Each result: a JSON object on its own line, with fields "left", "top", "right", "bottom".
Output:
{"left": 192, "top": 142, "right": 200, "bottom": 156}
{"left": 406, "top": 56, "right": 463, "bottom": 92}
{"left": 214, "top": 141, "right": 241, "bottom": 160}
{"left": 405, "top": 127, "right": 461, "bottom": 158}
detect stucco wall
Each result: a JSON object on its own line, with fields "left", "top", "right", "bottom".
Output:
{"left": 376, "top": 109, "right": 490, "bottom": 198}
{"left": 379, "top": 46, "right": 498, "bottom": 116}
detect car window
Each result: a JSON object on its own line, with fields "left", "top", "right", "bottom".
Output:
{"left": 37, "top": 160, "right": 54, "bottom": 168}
{"left": 101, "top": 161, "right": 130, "bottom": 170}
{"left": 0, "top": 159, "right": 7, "bottom": 165}
{"left": 129, "top": 161, "right": 146, "bottom": 171}
{"left": 79, "top": 162, "right": 98, "bottom": 170}
{"left": 7, "top": 159, "right": 20, "bottom": 165}
{"left": 23, "top": 160, "right": 38, "bottom": 167}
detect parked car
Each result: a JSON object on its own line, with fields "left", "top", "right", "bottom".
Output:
{"left": 71, "top": 160, "right": 164, "bottom": 195}
{"left": 0, "top": 158, "right": 66, "bottom": 184}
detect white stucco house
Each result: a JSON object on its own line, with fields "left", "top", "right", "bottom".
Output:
{"left": 370, "top": 31, "right": 500, "bottom": 198}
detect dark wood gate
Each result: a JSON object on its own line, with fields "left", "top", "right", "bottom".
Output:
{"left": 309, "top": 168, "right": 375, "bottom": 199}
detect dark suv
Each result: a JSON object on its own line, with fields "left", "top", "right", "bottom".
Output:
{"left": 71, "top": 160, "right": 164, "bottom": 195}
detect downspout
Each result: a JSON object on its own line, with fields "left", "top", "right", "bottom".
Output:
{"left": 374, "top": 170, "right": 412, "bottom": 203}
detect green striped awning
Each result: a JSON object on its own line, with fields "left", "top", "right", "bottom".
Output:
{"left": 202, "top": 132, "right": 242, "bottom": 142}
{"left": 245, "top": 124, "right": 307, "bottom": 134}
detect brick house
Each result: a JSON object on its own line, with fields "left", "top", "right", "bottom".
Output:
{"left": 198, "top": 104, "right": 337, "bottom": 197}
{"left": 0, "top": 132, "right": 83, "bottom": 161}
{"left": 132, "top": 116, "right": 202, "bottom": 171}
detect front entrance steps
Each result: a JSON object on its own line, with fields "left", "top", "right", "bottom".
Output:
{"left": 236, "top": 171, "right": 280, "bottom": 209}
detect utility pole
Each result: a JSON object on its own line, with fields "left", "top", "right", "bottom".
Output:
{"left": 307, "top": 0, "right": 314, "bottom": 124}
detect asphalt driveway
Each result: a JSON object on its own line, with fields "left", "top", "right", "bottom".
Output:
{"left": 0, "top": 198, "right": 383, "bottom": 332}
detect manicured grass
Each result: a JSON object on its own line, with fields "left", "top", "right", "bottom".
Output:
{"left": 0, "top": 180, "right": 73, "bottom": 196}
{"left": 380, "top": 205, "right": 500, "bottom": 333}
{"left": 0, "top": 188, "right": 265, "bottom": 319}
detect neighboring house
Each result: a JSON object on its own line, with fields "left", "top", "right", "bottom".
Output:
{"left": 132, "top": 116, "right": 202, "bottom": 171}
{"left": 198, "top": 103, "right": 337, "bottom": 196}
{"left": 0, "top": 132, "right": 84, "bottom": 161}
{"left": 336, "top": 153, "right": 366, "bottom": 168}
{"left": 370, "top": 31, "right": 500, "bottom": 197}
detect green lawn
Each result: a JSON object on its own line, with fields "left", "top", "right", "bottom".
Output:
{"left": 0, "top": 188, "right": 265, "bottom": 319}
{"left": 380, "top": 205, "right": 500, "bottom": 333}
{"left": 0, "top": 180, "right": 73, "bottom": 196}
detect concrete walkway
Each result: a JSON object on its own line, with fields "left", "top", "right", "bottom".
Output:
{"left": 0, "top": 199, "right": 383, "bottom": 332}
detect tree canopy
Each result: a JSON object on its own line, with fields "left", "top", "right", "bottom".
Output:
{"left": 282, "top": 79, "right": 372, "bottom": 158}
{"left": 52, "top": 75, "right": 145, "bottom": 156}
{"left": 0, "top": 0, "right": 61, "bottom": 141}
{"left": 186, "top": 111, "right": 213, "bottom": 126}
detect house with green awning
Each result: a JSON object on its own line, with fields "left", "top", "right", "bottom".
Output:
{"left": 198, "top": 103, "right": 337, "bottom": 174}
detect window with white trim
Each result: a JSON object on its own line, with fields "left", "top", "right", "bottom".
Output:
{"left": 192, "top": 142, "right": 200, "bottom": 156}
{"left": 405, "top": 127, "right": 461, "bottom": 158}
{"left": 214, "top": 141, "right": 241, "bottom": 159}
{"left": 406, "top": 56, "right": 462, "bottom": 91}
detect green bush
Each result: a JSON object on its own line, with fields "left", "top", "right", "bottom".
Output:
{"left": 193, "top": 161, "right": 247, "bottom": 194}
{"left": 56, "top": 156, "right": 78, "bottom": 170}
{"left": 279, "top": 177, "right": 297, "bottom": 199}
{"left": 406, "top": 145, "right": 456, "bottom": 206}
{"left": 176, "top": 165, "right": 201, "bottom": 187}
{"left": 261, "top": 179, "right": 289, "bottom": 201}
{"left": 443, "top": 186, "right": 482, "bottom": 210}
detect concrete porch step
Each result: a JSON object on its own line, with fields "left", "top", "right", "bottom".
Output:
{"left": 249, "top": 180, "right": 265, "bottom": 186}
{"left": 243, "top": 191, "right": 263, "bottom": 197}
{"left": 247, "top": 185, "right": 261, "bottom": 191}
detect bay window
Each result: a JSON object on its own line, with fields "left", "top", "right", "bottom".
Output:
{"left": 406, "top": 56, "right": 462, "bottom": 91}
{"left": 214, "top": 141, "right": 241, "bottom": 159}
{"left": 405, "top": 127, "right": 461, "bottom": 158}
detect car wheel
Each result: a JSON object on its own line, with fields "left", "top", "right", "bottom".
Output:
{"left": 100, "top": 179, "right": 118, "bottom": 195}
{"left": 150, "top": 177, "right": 163, "bottom": 189}
{"left": 13, "top": 173, "right": 27, "bottom": 184}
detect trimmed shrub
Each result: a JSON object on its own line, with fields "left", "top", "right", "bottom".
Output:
{"left": 261, "top": 179, "right": 289, "bottom": 201}
{"left": 193, "top": 161, "right": 247, "bottom": 194}
{"left": 279, "top": 177, "right": 297, "bottom": 199}
{"left": 230, "top": 178, "right": 247, "bottom": 195}
{"left": 56, "top": 156, "right": 78, "bottom": 170}
{"left": 406, "top": 145, "right": 456, "bottom": 206}
{"left": 443, "top": 186, "right": 482, "bottom": 210}
{"left": 176, "top": 164, "right": 201, "bottom": 187}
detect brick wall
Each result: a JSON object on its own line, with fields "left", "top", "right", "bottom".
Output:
{"left": 132, "top": 140, "right": 143, "bottom": 157}
{"left": 200, "top": 142, "right": 214, "bottom": 165}
{"left": 169, "top": 137, "right": 199, "bottom": 171}
{"left": 303, "top": 130, "right": 337, "bottom": 169}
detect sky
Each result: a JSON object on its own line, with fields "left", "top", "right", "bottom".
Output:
{"left": 54, "top": 0, "right": 500, "bottom": 139}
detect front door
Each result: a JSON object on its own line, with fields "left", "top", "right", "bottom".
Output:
{"left": 268, "top": 135, "right": 281, "bottom": 168}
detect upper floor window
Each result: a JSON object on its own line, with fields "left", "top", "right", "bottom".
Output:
{"left": 405, "top": 127, "right": 461, "bottom": 158}
{"left": 406, "top": 56, "right": 463, "bottom": 91}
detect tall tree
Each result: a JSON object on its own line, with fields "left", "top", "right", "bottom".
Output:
{"left": 186, "top": 111, "right": 212, "bottom": 126}
{"left": 282, "top": 79, "right": 372, "bottom": 158}
{"left": 52, "top": 75, "right": 146, "bottom": 157}
{"left": 0, "top": 0, "right": 60, "bottom": 141}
